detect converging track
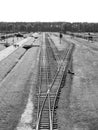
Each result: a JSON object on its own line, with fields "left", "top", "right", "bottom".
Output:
{"left": 33, "top": 33, "right": 75, "bottom": 130}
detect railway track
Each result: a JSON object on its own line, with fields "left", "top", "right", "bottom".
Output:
{"left": 33, "top": 33, "right": 74, "bottom": 130}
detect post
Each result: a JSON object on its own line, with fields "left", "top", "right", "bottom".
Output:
{"left": 13, "top": 24, "right": 15, "bottom": 45}
{"left": 59, "top": 32, "right": 63, "bottom": 44}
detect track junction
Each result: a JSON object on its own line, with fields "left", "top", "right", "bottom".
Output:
{"left": 32, "top": 33, "right": 74, "bottom": 130}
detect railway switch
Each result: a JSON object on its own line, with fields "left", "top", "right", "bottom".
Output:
{"left": 59, "top": 33, "right": 63, "bottom": 44}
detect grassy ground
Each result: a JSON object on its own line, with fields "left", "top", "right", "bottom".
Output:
{"left": 57, "top": 58, "right": 74, "bottom": 130}
{"left": 50, "top": 34, "right": 68, "bottom": 51}
{"left": 54, "top": 33, "right": 98, "bottom": 130}
{"left": 0, "top": 47, "right": 26, "bottom": 82}
{"left": 69, "top": 42, "right": 98, "bottom": 130}
{"left": 0, "top": 44, "right": 6, "bottom": 51}
{"left": 0, "top": 47, "right": 39, "bottom": 130}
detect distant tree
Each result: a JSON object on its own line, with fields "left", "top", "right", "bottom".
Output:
{"left": 27, "top": 24, "right": 33, "bottom": 32}
{"left": 0, "top": 22, "right": 98, "bottom": 33}
{"left": 7, "top": 24, "right": 13, "bottom": 32}
{"left": 19, "top": 24, "right": 26, "bottom": 32}
{"left": 65, "top": 22, "right": 72, "bottom": 31}
{"left": 61, "top": 23, "right": 66, "bottom": 33}
{"left": 0, "top": 23, "right": 7, "bottom": 32}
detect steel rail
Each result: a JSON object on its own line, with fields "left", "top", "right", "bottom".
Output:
{"left": 36, "top": 45, "right": 73, "bottom": 130}
{"left": 36, "top": 35, "right": 50, "bottom": 130}
{"left": 35, "top": 34, "right": 74, "bottom": 130}
{"left": 51, "top": 44, "right": 75, "bottom": 128}
{"left": 46, "top": 41, "right": 53, "bottom": 130}
{"left": 37, "top": 40, "right": 44, "bottom": 119}
{"left": 37, "top": 50, "right": 42, "bottom": 119}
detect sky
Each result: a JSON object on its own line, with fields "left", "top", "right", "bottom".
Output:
{"left": 0, "top": 0, "right": 98, "bottom": 22}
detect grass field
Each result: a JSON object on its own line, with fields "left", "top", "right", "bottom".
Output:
{"left": 0, "top": 47, "right": 26, "bottom": 82}
{"left": 0, "top": 46, "right": 39, "bottom": 130}
{"left": 57, "top": 33, "right": 98, "bottom": 130}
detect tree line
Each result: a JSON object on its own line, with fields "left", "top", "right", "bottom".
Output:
{"left": 0, "top": 22, "right": 98, "bottom": 33}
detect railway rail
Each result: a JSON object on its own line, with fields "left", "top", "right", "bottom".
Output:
{"left": 33, "top": 33, "right": 74, "bottom": 130}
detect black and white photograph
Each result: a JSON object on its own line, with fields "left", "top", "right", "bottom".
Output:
{"left": 0, "top": 0, "right": 98, "bottom": 130}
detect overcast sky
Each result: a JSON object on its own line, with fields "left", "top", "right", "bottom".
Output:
{"left": 0, "top": 0, "right": 97, "bottom": 22}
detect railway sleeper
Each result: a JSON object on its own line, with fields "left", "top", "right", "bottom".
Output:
{"left": 35, "top": 96, "right": 56, "bottom": 100}
{"left": 53, "top": 125, "right": 58, "bottom": 129}
{"left": 38, "top": 129, "right": 50, "bottom": 130}
{"left": 40, "top": 121, "right": 50, "bottom": 124}
{"left": 41, "top": 111, "right": 49, "bottom": 114}
{"left": 38, "top": 100, "right": 50, "bottom": 103}
{"left": 40, "top": 122, "right": 50, "bottom": 124}
{"left": 40, "top": 115, "right": 49, "bottom": 118}
{"left": 40, "top": 123, "right": 50, "bottom": 126}
{"left": 36, "top": 93, "right": 57, "bottom": 96}
{"left": 53, "top": 122, "right": 58, "bottom": 125}
{"left": 40, "top": 116, "right": 50, "bottom": 119}
{"left": 39, "top": 126, "right": 50, "bottom": 129}
{"left": 42, "top": 105, "right": 54, "bottom": 108}
{"left": 39, "top": 124, "right": 50, "bottom": 127}
{"left": 40, "top": 122, "right": 50, "bottom": 125}
{"left": 53, "top": 121, "right": 58, "bottom": 124}
{"left": 39, "top": 108, "right": 53, "bottom": 111}
{"left": 42, "top": 111, "right": 49, "bottom": 116}
{"left": 40, "top": 119, "right": 50, "bottom": 122}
